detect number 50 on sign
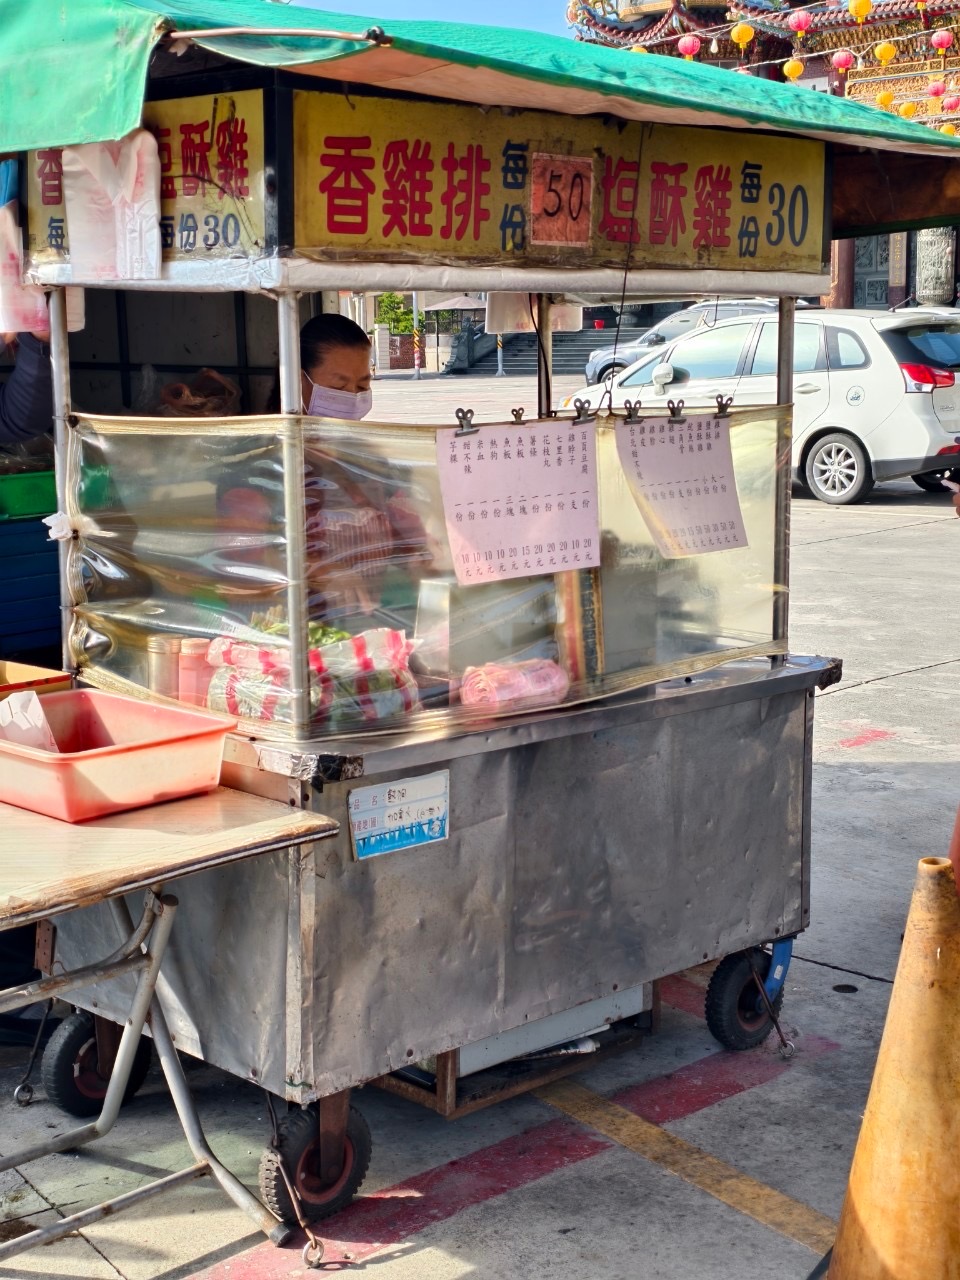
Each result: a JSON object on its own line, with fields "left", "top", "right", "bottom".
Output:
{"left": 531, "top": 154, "right": 594, "bottom": 247}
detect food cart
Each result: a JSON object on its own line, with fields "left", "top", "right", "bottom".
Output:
{"left": 4, "top": 0, "right": 960, "bottom": 1258}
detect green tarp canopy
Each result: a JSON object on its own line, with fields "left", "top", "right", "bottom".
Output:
{"left": 4, "top": 0, "right": 960, "bottom": 158}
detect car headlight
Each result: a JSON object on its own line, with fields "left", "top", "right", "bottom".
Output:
{"left": 589, "top": 350, "right": 604, "bottom": 361}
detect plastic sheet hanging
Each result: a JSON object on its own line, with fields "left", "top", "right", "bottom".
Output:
{"left": 0, "top": 161, "right": 47, "bottom": 333}
{"left": 61, "top": 130, "right": 162, "bottom": 282}
{"left": 63, "top": 407, "right": 788, "bottom": 742}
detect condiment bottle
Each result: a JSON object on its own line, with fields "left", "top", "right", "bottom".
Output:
{"left": 146, "top": 634, "right": 182, "bottom": 700}
{"left": 178, "top": 637, "right": 213, "bottom": 707}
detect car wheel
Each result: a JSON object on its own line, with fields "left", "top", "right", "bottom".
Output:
{"left": 911, "top": 467, "right": 960, "bottom": 493}
{"left": 804, "top": 433, "right": 874, "bottom": 505}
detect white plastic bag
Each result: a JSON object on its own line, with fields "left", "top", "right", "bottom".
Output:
{"left": 0, "top": 691, "right": 59, "bottom": 752}
{"left": 61, "top": 129, "right": 162, "bottom": 281}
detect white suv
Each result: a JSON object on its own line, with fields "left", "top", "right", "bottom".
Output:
{"left": 564, "top": 309, "right": 960, "bottom": 504}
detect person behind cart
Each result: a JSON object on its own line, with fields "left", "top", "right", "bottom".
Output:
{"left": 0, "top": 327, "right": 53, "bottom": 446}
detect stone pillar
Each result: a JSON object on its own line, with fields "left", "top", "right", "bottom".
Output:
{"left": 915, "top": 227, "right": 957, "bottom": 305}
{"left": 823, "top": 238, "right": 855, "bottom": 308}
{"left": 887, "top": 232, "right": 909, "bottom": 309}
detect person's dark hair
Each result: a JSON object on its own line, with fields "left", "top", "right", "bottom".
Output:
{"left": 266, "top": 313, "right": 371, "bottom": 412}
{"left": 300, "top": 313, "right": 369, "bottom": 370}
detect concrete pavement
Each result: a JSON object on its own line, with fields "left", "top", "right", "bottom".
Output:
{"left": 1, "top": 373, "right": 957, "bottom": 1279}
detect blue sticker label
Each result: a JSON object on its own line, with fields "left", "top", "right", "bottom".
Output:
{"left": 348, "top": 770, "right": 450, "bottom": 859}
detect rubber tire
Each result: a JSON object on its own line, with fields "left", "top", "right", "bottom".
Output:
{"left": 40, "top": 1011, "right": 153, "bottom": 1119}
{"left": 911, "top": 467, "right": 960, "bottom": 493}
{"left": 705, "top": 949, "right": 785, "bottom": 1051}
{"left": 804, "top": 432, "right": 874, "bottom": 505}
{"left": 259, "top": 1103, "right": 372, "bottom": 1225}
{"left": 595, "top": 362, "right": 626, "bottom": 384}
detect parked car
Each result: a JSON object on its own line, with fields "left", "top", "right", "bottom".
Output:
{"left": 585, "top": 298, "right": 787, "bottom": 385}
{"left": 564, "top": 309, "right": 960, "bottom": 505}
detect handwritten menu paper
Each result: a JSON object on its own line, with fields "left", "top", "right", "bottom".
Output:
{"left": 615, "top": 414, "right": 748, "bottom": 558}
{"left": 437, "top": 423, "right": 601, "bottom": 586}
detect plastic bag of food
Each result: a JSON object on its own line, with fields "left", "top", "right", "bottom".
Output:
{"left": 460, "top": 659, "right": 570, "bottom": 709}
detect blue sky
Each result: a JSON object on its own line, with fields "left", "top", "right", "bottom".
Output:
{"left": 296, "top": 0, "right": 570, "bottom": 37}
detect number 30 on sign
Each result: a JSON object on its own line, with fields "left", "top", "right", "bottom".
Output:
{"left": 531, "top": 154, "right": 594, "bottom": 247}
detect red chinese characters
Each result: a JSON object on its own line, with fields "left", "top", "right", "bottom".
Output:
{"left": 35, "top": 150, "right": 63, "bottom": 207}
{"left": 180, "top": 121, "right": 213, "bottom": 197}
{"left": 319, "top": 136, "right": 376, "bottom": 235}
{"left": 692, "top": 164, "right": 732, "bottom": 249}
{"left": 440, "top": 144, "right": 491, "bottom": 242}
{"left": 649, "top": 162, "right": 687, "bottom": 247}
{"left": 599, "top": 157, "right": 640, "bottom": 244}
{"left": 149, "top": 127, "right": 177, "bottom": 200}
{"left": 215, "top": 117, "right": 250, "bottom": 200}
{"left": 382, "top": 140, "right": 434, "bottom": 237}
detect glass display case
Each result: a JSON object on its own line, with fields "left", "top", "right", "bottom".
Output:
{"left": 64, "top": 406, "right": 787, "bottom": 740}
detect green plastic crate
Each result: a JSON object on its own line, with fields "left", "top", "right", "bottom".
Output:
{"left": 0, "top": 471, "right": 56, "bottom": 519}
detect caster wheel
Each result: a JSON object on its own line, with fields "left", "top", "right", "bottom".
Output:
{"left": 40, "top": 1011, "right": 152, "bottom": 1118}
{"left": 705, "top": 949, "right": 784, "bottom": 1051}
{"left": 259, "top": 1104, "right": 372, "bottom": 1224}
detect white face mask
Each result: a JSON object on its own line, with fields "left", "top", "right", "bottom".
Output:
{"left": 304, "top": 377, "right": 373, "bottom": 421}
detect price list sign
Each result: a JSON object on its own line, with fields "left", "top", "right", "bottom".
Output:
{"left": 615, "top": 414, "right": 748, "bottom": 558}
{"left": 437, "top": 423, "right": 601, "bottom": 586}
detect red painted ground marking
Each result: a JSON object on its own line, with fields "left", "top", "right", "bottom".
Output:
{"left": 838, "top": 727, "right": 895, "bottom": 749}
{"left": 660, "top": 973, "right": 710, "bottom": 1019}
{"left": 195, "top": 1030, "right": 839, "bottom": 1278}
{"left": 193, "top": 1119, "right": 611, "bottom": 1277}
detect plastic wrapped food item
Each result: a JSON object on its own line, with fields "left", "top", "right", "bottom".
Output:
{"left": 205, "top": 627, "right": 419, "bottom": 729}
{"left": 460, "top": 659, "right": 570, "bottom": 709}
{"left": 160, "top": 368, "right": 242, "bottom": 417}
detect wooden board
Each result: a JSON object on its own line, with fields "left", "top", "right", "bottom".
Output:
{"left": 0, "top": 788, "right": 337, "bottom": 929}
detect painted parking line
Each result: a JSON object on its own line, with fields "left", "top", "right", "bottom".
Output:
{"left": 537, "top": 1078, "right": 837, "bottom": 1256}
{"left": 195, "top": 1032, "right": 837, "bottom": 1277}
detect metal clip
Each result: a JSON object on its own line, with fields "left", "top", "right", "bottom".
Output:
{"left": 572, "top": 398, "right": 595, "bottom": 424}
{"left": 511, "top": 407, "right": 525, "bottom": 423}
{"left": 454, "top": 407, "right": 478, "bottom": 436}
{"left": 622, "top": 399, "right": 643, "bottom": 423}
{"left": 667, "top": 399, "right": 686, "bottom": 422}
{"left": 715, "top": 394, "right": 734, "bottom": 419}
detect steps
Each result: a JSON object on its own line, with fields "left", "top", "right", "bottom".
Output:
{"left": 465, "top": 306, "right": 621, "bottom": 379}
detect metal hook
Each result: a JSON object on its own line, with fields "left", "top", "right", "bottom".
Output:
{"left": 511, "top": 407, "right": 525, "bottom": 423}
{"left": 622, "top": 399, "right": 643, "bottom": 423}
{"left": 667, "top": 399, "right": 686, "bottom": 423}
{"left": 572, "top": 398, "right": 595, "bottom": 424}
{"left": 454, "top": 407, "right": 478, "bottom": 436}
{"left": 715, "top": 394, "right": 734, "bottom": 419}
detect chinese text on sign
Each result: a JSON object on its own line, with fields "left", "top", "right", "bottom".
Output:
{"left": 437, "top": 423, "right": 602, "bottom": 587}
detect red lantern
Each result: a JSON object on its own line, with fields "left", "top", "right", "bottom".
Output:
{"left": 788, "top": 10, "right": 813, "bottom": 38}
{"left": 945, "top": 94, "right": 960, "bottom": 110}
{"left": 832, "top": 48, "right": 855, "bottom": 73}
{"left": 932, "top": 29, "right": 955, "bottom": 58}
{"left": 929, "top": 79, "right": 947, "bottom": 95}
{"left": 677, "top": 34, "right": 702, "bottom": 59}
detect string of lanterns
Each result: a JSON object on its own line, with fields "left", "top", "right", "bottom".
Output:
{"left": 624, "top": 0, "right": 959, "bottom": 83}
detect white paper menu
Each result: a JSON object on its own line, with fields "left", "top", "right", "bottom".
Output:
{"left": 615, "top": 413, "right": 748, "bottom": 558}
{"left": 437, "top": 422, "right": 602, "bottom": 586}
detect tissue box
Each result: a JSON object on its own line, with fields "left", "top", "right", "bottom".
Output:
{"left": 0, "top": 690, "right": 235, "bottom": 822}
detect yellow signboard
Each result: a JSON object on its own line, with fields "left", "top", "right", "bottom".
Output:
{"left": 26, "top": 90, "right": 266, "bottom": 266}
{"left": 293, "top": 91, "right": 827, "bottom": 274}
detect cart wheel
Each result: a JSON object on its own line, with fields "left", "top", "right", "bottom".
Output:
{"left": 40, "top": 1011, "right": 152, "bottom": 1118}
{"left": 259, "top": 1104, "right": 372, "bottom": 1225}
{"left": 705, "top": 949, "right": 784, "bottom": 1051}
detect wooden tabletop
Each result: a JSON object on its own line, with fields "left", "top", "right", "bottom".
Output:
{"left": 0, "top": 788, "right": 338, "bottom": 929}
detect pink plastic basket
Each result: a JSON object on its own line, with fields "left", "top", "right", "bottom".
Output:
{"left": 0, "top": 690, "right": 236, "bottom": 823}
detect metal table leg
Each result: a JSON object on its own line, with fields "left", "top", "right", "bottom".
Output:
{"left": 0, "top": 891, "right": 291, "bottom": 1262}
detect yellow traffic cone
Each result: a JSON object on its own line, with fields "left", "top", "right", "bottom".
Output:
{"left": 829, "top": 857, "right": 960, "bottom": 1278}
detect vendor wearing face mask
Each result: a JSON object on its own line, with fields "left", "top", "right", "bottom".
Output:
{"left": 297, "top": 313, "right": 373, "bottom": 420}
